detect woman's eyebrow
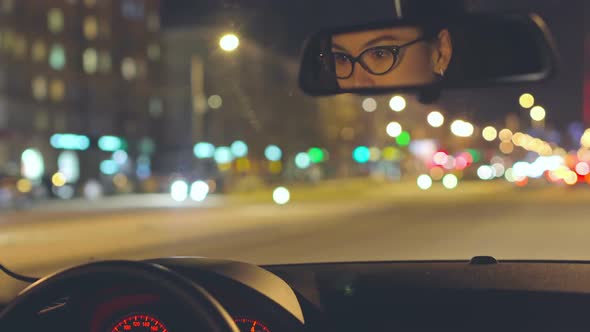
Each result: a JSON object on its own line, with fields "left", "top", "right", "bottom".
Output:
{"left": 361, "top": 35, "right": 403, "bottom": 49}
{"left": 331, "top": 43, "right": 348, "bottom": 53}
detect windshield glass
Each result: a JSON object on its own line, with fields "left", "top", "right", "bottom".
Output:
{"left": 0, "top": 0, "right": 588, "bottom": 287}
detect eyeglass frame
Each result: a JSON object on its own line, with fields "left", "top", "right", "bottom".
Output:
{"left": 331, "top": 37, "right": 428, "bottom": 79}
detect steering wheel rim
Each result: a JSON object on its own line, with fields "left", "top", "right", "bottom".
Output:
{"left": 0, "top": 260, "right": 240, "bottom": 332}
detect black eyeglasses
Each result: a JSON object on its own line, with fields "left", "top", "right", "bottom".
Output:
{"left": 332, "top": 37, "right": 427, "bottom": 79}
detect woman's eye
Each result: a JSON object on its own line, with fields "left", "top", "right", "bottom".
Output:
{"left": 334, "top": 54, "right": 349, "bottom": 64}
{"left": 370, "top": 49, "right": 388, "bottom": 59}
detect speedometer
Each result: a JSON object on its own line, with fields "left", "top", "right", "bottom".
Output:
{"left": 110, "top": 314, "right": 168, "bottom": 332}
{"left": 234, "top": 317, "right": 271, "bottom": 332}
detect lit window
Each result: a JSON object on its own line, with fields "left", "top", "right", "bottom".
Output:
{"left": 83, "top": 0, "right": 96, "bottom": 8}
{"left": 121, "top": 0, "right": 144, "bottom": 19}
{"left": 13, "top": 35, "right": 26, "bottom": 59}
{"left": 54, "top": 112, "right": 66, "bottom": 131}
{"left": 147, "top": 43, "right": 160, "bottom": 61}
{"left": 83, "top": 16, "right": 98, "bottom": 40}
{"left": 99, "top": 18, "right": 111, "bottom": 38}
{"left": 98, "top": 50, "right": 111, "bottom": 73}
{"left": 49, "top": 79, "right": 66, "bottom": 101}
{"left": 31, "top": 40, "right": 46, "bottom": 62}
{"left": 31, "top": 76, "right": 48, "bottom": 100}
{"left": 1, "top": 0, "right": 14, "bottom": 13}
{"left": 34, "top": 110, "right": 49, "bottom": 130}
{"left": 49, "top": 44, "right": 66, "bottom": 70}
{"left": 121, "top": 57, "right": 137, "bottom": 80}
{"left": 48, "top": 8, "right": 64, "bottom": 34}
{"left": 147, "top": 13, "right": 160, "bottom": 31}
{"left": 149, "top": 97, "right": 163, "bottom": 117}
{"left": 83, "top": 48, "right": 97, "bottom": 74}
{"left": 2, "top": 30, "right": 13, "bottom": 51}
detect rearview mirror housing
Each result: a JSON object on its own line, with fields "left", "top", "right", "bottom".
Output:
{"left": 298, "top": 12, "right": 557, "bottom": 96}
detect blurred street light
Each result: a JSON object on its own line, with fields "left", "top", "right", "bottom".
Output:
{"left": 530, "top": 105, "right": 546, "bottom": 121}
{"left": 362, "top": 98, "right": 377, "bottom": 112}
{"left": 519, "top": 93, "right": 535, "bottom": 108}
{"left": 442, "top": 174, "right": 458, "bottom": 189}
{"left": 427, "top": 111, "right": 444, "bottom": 128}
{"left": 482, "top": 126, "right": 497, "bottom": 141}
{"left": 219, "top": 33, "right": 240, "bottom": 52}
{"left": 389, "top": 95, "right": 406, "bottom": 112}
{"left": 386, "top": 121, "right": 402, "bottom": 138}
{"left": 498, "top": 129, "right": 513, "bottom": 142}
{"left": 450, "top": 120, "right": 474, "bottom": 137}
{"left": 273, "top": 187, "right": 290, "bottom": 205}
{"left": 416, "top": 174, "right": 432, "bottom": 190}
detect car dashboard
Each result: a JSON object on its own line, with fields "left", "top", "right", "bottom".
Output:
{"left": 16, "top": 257, "right": 590, "bottom": 332}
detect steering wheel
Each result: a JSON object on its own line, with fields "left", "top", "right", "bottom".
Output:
{"left": 0, "top": 260, "right": 240, "bottom": 332}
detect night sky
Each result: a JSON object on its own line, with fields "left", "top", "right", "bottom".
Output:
{"left": 162, "top": 0, "right": 586, "bottom": 129}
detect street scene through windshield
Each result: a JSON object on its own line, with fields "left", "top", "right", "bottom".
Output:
{"left": 1, "top": 0, "right": 590, "bottom": 300}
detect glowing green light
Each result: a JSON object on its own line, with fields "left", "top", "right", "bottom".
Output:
{"left": 396, "top": 131, "right": 411, "bottom": 147}
{"left": 466, "top": 148, "right": 482, "bottom": 163}
{"left": 100, "top": 160, "right": 118, "bottom": 175}
{"left": 308, "top": 147, "right": 324, "bottom": 163}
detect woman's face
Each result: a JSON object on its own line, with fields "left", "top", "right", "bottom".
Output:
{"left": 331, "top": 26, "right": 452, "bottom": 89}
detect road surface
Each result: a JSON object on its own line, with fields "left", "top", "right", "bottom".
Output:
{"left": 1, "top": 179, "right": 590, "bottom": 301}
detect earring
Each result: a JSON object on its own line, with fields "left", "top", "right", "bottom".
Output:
{"left": 439, "top": 68, "right": 445, "bottom": 77}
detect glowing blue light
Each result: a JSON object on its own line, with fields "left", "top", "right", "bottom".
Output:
{"left": 353, "top": 146, "right": 370, "bottom": 164}
{"left": 265, "top": 145, "right": 282, "bottom": 161}
{"left": 98, "top": 135, "right": 126, "bottom": 152}
{"left": 295, "top": 152, "right": 311, "bottom": 169}
{"left": 230, "top": 140, "right": 248, "bottom": 158}
{"left": 99, "top": 160, "right": 118, "bottom": 175}
{"left": 193, "top": 142, "right": 215, "bottom": 159}
{"left": 214, "top": 146, "right": 233, "bottom": 164}
{"left": 50, "top": 133, "right": 90, "bottom": 150}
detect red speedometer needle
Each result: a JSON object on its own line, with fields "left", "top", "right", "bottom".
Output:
{"left": 250, "top": 320, "right": 257, "bottom": 332}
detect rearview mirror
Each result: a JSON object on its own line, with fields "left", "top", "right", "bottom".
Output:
{"left": 299, "top": 12, "right": 557, "bottom": 96}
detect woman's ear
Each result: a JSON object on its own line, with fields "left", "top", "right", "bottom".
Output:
{"left": 432, "top": 29, "right": 453, "bottom": 75}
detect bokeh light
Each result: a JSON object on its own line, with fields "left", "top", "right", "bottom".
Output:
{"left": 264, "top": 145, "right": 282, "bottom": 161}
{"left": 273, "top": 186, "right": 290, "bottom": 205}
{"left": 482, "top": 126, "right": 497, "bottom": 141}
{"left": 386, "top": 122, "right": 402, "bottom": 138}
{"left": 295, "top": 152, "right": 311, "bottom": 169}
{"left": 450, "top": 120, "right": 474, "bottom": 137}
{"left": 396, "top": 131, "right": 411, "bottom": 147}
{"left": 362, "top": 98, "right": 377, "bottom": 112}
{"left": 389, "top": 95, "right": 406, "bottom": 112}
{"left": 230, "top": 140, "right": 248, "bottom": 158}
{"left": 416, "top": 174, "right": 432, "bottom": 190}
{"left": 499, "top": 141, "right": 514, "bottom": 154}
{"left": 427, "top": 111, "right": 444, "bottom": 128}
{"left": 519, "top": 93, "right": 535, "bottom": 108}
{"left": 190, "top": 181, "right": 209, "bottom": 202}
{"left": 477, "top": 165, "right": 494, "bottom": 180}
{"left": 575, "top": 162, "right": 590, "bottom": 176}
{"left": 214, "top": 146, "right": 233, "bottom": 164}
{"left": 17, "top": 178, "right": 32, "bottom": 193}
{"left": 442, "top": 174, "right": 458, "bottom": 189}
{"left": 308, "top": 147, "right": 324, "bottom": 163}
{"left": 51, "top": 172, "right": 67, "bottom": 187}
{"left": 499, "top": 129, "right": 513, "bottom": 142}
{"left": 170, "top": 180, "right": 188, "bottom": 202}
{"left": 219, "top": 33, "right": 239, "bottom": 51}
{"left": 353, "top": 146, "right": 370, "bottom": 163}
{"left": 429, "top": 167, "right": 444, "bottom": 181}
{"left": 530, "top": 105, "right": 546, "bottom": 121}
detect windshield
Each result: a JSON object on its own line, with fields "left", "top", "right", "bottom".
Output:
{"left": 0, "top": 0, "right": 589, "bottom": 289}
